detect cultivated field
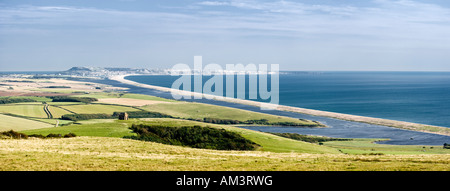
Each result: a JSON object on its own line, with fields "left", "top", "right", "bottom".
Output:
{"left": 0, "top": 104, "right": 48, "bottom": 118}
{"left": 0, "top": 114, "right": 52, "bottom": 131}
{"left": 57, "top": 104, "right": 140, "bottom": 114}
{"left": 140, "top": 102, "right": 320, "bottom": 126}
{"left": 96, "top": 98, "right": 170, "bottom": 106}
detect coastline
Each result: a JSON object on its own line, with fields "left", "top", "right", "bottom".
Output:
{"left": 109, "top": 74, "right": 450, "bottom": 137}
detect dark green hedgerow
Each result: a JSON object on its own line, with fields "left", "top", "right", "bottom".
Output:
{"left": 49, "top": 96, "right": 98, "bottom": 103}
{"left": 0, "top": 97, "right": 36, "bottom": 104}
{"left": 0, "top": 130, "right": 76, "bottom": 139}
{"left": 125, "top": 124, "right": 259, "bottom": 151}
{"left": 269, "top": 132, "right": 352, "bottom": 143}
{"left": 61, "top": 111, "right": 173, "bottom": 121}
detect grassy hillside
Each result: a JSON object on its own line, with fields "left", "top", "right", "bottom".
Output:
{"left": 22, "top": 118, "right": 340, "bottom": 154}
{"left": 1, "top": 136, "right": 448, "bottom": 171}
{"left": 57, "top": 104, "right": 140, "bottom": 114}
{"left": 141, "top": 102, "right": 320, "bottom": 126}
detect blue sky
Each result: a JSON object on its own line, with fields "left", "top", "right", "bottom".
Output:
{"left": 1, "top": 0, "right": 450, "bottom": 71}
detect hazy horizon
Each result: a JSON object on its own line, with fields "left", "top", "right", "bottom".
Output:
{"left": 1, "top": 0, "right": 450, "bottom": 72}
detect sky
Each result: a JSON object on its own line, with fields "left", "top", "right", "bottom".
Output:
{"left": 1, "top": 0, "right": 450, "bottom": 71}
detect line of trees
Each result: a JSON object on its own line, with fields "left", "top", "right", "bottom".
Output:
{"left": 0, "top": 130, "right": 76, "bottom": 139}
{"left": 112, "top": 111, "right": 173, "bottom": 119}
{"left": 50, "top": 96, "right": 98, "bottom": 103}
{"left": 61, "top": 111, "right": 173, "bottom": 121}
{"left": 0, "top": 97, "right": 36, "bottom": 104}
{"left": 199, "top": 117, "right": 320, "bottom": 127}
{"left": 269, "top": 132, "right": 353, "bottom": 143}
{"left": 44, "top": 86, "right": 71, "bottom": 88}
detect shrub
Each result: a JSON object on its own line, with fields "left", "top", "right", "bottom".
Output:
{"left": 50, "top": 96, "right": 98, "bottom": 103}
{"left": 64, "top": 133, "right": 77, "bottom": 138}
{"left": 44, "top": 86, "right": 71, "bottom": 88}
{"left": 0, "top": 97, "right": 36, "bottom": 104}
{"left": 197, "top": 117, "right": 320, "bottom": 127}
{"left": 126, "top": 124, "right": 259, "bottom": 150}
{"left": 61, "top": 113, "right": 114, "bottom": 121}
{"left": 28, "top": 133, "right": 76, "bottom": 139}
{"left": 46, "top": 133, "right": 62, "bottom": 138}
{"left": 269, "top": 132, "right": 352, "bottom": 143}
{"left": 444, "top": 143, "right": 450, "bottom": 149}
{"left": 0, "top": 130, "right": 28, "bottom": 139}
{"left": 203, "top": 118, "right": 242, "bottom": 124}
{"left": 112, "top": 111, "right": 173, "bottom": 119}
{"left": 28, "top": 134, "right": 46, "bottom": 139}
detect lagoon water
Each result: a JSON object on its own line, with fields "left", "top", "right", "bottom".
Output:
{"left": 74, "top": 72, "right": 450, "bottom": 145}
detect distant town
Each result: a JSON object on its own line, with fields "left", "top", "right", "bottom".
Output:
{"left": 1, "top": 66, "right": 285, "bottom": 79}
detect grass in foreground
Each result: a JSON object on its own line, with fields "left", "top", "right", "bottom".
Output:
{"left": 0, "top": 136, "right": 448, "bottom": 171}
{"left": 324, "top": 139, "right": 450, "bottom": 155}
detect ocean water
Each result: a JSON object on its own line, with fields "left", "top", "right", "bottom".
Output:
{"left": 126, "top": 71, "right": 450, "bottom": 128}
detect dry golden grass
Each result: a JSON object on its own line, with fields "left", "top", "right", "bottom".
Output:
{"left": 1, "top": 137, "right": 449, "bottom": 171}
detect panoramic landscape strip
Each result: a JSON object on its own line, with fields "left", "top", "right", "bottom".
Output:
{"left": 0, "top": 73, "right": 449, "bottom": 171}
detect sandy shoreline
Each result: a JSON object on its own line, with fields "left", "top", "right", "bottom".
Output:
{"left": 110, "top": 74, "right": 450, "bottom": 136}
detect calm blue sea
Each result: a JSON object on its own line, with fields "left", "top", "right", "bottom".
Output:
{"left": 126, "top": 71, "right": 450, "bottom": 128}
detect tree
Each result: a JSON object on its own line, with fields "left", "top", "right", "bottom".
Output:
{"left": 444, "top": 143, "right": 450, "bottom": 149}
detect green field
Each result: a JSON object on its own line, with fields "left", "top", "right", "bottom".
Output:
{"left": 47, "top": 105, "right": 73, "bottom": 118}
{"left": 0, "top": 114, "right": 52, "bottom": 131}
{"left": 57, "top": 104, "right": 140, "bottom": 114}
{"left": 23, "top": 121, "right": 133, "bottom": 138}
{"left": 120, "top": 93, "right": 177, "bottom": 102}
{"left": 324, "top": 139, "right": 450, "bottom": 155}
{"left": 0, "top": 104, "right": 48, "bottom": 118}
{"left": 141, "top": 102, "right": 319, "bottom": 126}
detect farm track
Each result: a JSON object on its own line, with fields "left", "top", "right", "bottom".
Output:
{"left": 43, "top": 104, "right": 52, "bottom": 119}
